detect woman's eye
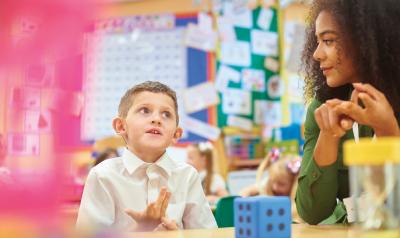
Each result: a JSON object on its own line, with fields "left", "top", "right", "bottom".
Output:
{"left": 322, "top": 39, "right": 335, "bottom": 46}
{"left": 316, "top": 39, "right": 336, "bottom": 46}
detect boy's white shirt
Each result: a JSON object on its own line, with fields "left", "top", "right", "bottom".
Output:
{"left": 76, "top": 148, "right": 217, "bottom": 231}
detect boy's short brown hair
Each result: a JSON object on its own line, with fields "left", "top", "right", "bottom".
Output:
{"left": 118, "top": 81, "right": 179, "bottom": 124}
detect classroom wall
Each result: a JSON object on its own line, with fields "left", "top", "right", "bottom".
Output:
{"left": 99, "top": 0, "right": 212, "bottom": 17}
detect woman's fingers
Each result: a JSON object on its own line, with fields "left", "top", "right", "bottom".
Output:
{"left": 352, "top": 83, "right": 382, "bottom": 100}
{"left": 340, "top": 116, "right": 354, "bottom": 130}
{"left": 358, "top": 92, "right": 376, "bottom": 109}
{"left": 327, "top": 105, "right": 345, "bottom": 137}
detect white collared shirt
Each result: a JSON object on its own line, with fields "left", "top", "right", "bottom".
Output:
{"left": 76, "top": 148, "right": 217, "bottom": 231}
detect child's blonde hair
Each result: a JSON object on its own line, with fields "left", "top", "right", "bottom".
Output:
{"left": 256, "top": 149, "right": 301, "bottom": 199}
{"left": 190, "top": 142, "right": 214, "bottom": 195}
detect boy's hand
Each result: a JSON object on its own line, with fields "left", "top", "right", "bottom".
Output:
{"left": 126, "top": 187, "right": 171, "bottom": 231}
{"left": 154, "top": 217, "right": 179, "bottom": 231}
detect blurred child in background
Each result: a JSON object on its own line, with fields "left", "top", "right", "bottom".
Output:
{"left": 93, "top": 148, "right": 119, "bottom": 167}
{"left": 240, "top": 148, "right": 302, "bottom": 222}
{"left": 186, "top": 142, "right": 228, "bottom": 204}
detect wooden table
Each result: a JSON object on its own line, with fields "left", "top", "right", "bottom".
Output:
{"left": 127, "top": 224, "right": 400, "bottom": 238}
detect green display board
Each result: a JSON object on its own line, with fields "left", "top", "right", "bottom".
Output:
{"left": 216, "top": 6, "right": 280, "bottom": 128}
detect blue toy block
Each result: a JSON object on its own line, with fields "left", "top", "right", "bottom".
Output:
{"left": 234, "top": 196, "right": 291, "bottom": 238}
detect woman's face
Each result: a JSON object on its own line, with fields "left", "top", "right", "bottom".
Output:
{"left": 186, "top": 146, "right": 205, "bottom": 171}
{"left": 313, "top": 11, "right": 360, "bottom": 87}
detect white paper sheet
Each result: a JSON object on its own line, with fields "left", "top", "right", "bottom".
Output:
{"left": 227, "top": 115, "right": 253, "bottom": 131}
{"left": 262, "top": 101, "right": 282, "bottom": 126}
{"left": 215, "top": 65, "right": 240, "bottom": 92}
{"left": 8, "top": 133, "right": 40, "bottom": 156}
{"left": 217, "top": 16, "right": 236, "bottom": 42}
{"left": 222, "top": 88, "right": 252, "bottom": 115}
{"left": 184, "top": 23, "right": 217, "bottom": 52}
{"left": 198, "top": 12, "right": 213, "bottom": 32}
{"left": 241, "top": 68, "right": 266, "bottom": 92}
{"left": 223, "top": 1, "right": 253, "bottom": 28}
{"left": 251, "top": 30, "right": 278, "bottom": 56}
{"left": 233, "top": 8, "right": 253, "bottom": 28}
{"left": 183, "top": 82, "right": 220, "bottom": 113}
{"left": 220, "top": 41, "right": 251, "bottom": 67}
{"left": 257, "top": 8, "right": 274, "bottom": 30}
{"left": 25, "top": 110, "right": 51, "bottom": 132}
{"left": 254, "top": 100, "right": 268, "bottom": 125}
{"left": 181, "top": 116, "right": 221, "bottom": 141}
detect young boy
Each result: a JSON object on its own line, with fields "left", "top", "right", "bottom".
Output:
{"left": 76, "top": 81, "right": 217, "bottom": 231}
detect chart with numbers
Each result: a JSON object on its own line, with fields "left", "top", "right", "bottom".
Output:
{"left": 82, "top": 14, "right": 189, "bottom": 140}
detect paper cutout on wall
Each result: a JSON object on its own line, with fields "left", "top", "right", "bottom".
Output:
{"left": 251, "top": 30, "right": 278, "bottom": 56}
{"left": 181, "top": 116, "right": 221, "bottom": 141}
{"left": 215, "top": 65, "right": 240, "bottom": 92}
{"left": 241, "top": 68, "right": 266, "bottom": 92}
{"left": 227, "top": 115, "right": 253, "bottom": 131}
{"left": 263, "top": 101, "right": 282, "bottom": 127}
{"left": 25, "top": 110, "right": 51, "bottom": 132}
{"left": 223, "top": 1, "right": 253, "bottom": 28}
{"left": 183, "top": 82, "right": 220, "bottom": 113}
{"left": 254, "top": 100, "right": 268, "bottom": 125}
{"left": 184, "top": 23, "right": 217, "bottom": 52}
{"left": 220, "top": 41, "right": 251, "bottom": 67}
{"left": 8, "top": 133, "right": 40, "bottom": 156}
{"left": 267, "top": 75, "right": 284, "bottom": 98}
{"left": 198, "top": 12, "right": 213, "bottom": 32}
{"left": 264, "top": 57, "right": 280, "bottom": 72}
{"left": 257, "top": 8, "right": 274, "bottom": 30}
{"left": 10, "top": 87, "right": 41, "bottom": 109}
{"left": 217, "top": 16, "right": 236, "bottom": 42}
{"left": 222, "top": 88, "right": 251, "bottom": 115}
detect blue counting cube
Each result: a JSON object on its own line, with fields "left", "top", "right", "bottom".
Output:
{"left": 234, "top": 196, "right": 291, "bottom": 238}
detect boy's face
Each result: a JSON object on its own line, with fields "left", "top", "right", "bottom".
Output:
{"left": 114, "top": 91, "right": 182, "bottom": 159}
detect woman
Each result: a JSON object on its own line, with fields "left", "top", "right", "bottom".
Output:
{"left": 296, "top": 0, "right": 400, "bottom": 225}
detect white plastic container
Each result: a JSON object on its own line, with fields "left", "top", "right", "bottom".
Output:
{"left": 344, "top": 138, "right": 400, "bottom": 230}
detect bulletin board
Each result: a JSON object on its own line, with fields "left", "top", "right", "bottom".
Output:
{"left": 81, "top": 13, "right": 211, "bottom": 143}
{"left": 216, "top": 6, "right": 282, "bottom": 129}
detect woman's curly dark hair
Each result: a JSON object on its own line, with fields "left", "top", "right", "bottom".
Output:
{"left": 302, "top": 0, "right": 400, "bottom": 114}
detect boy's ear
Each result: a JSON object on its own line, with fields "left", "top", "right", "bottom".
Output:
{"left": 112, "top": 117, "right": 127, "bottom": 137}
{"left": 172, "top": 127, "right": 183, "bottom": 144}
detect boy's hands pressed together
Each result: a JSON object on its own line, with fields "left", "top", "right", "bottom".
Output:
{"left": 126, "top": 187, "right": 177, "bottom": 231}
{"left": 154, "top": 217, "right": 179, "bottom": 231}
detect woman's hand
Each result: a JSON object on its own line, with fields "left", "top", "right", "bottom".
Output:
{"left": 314, "top": 102, "right": 353, "bottom": 138}
{"left": 327, "top": 83, "right": 399, "bottom": 137}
